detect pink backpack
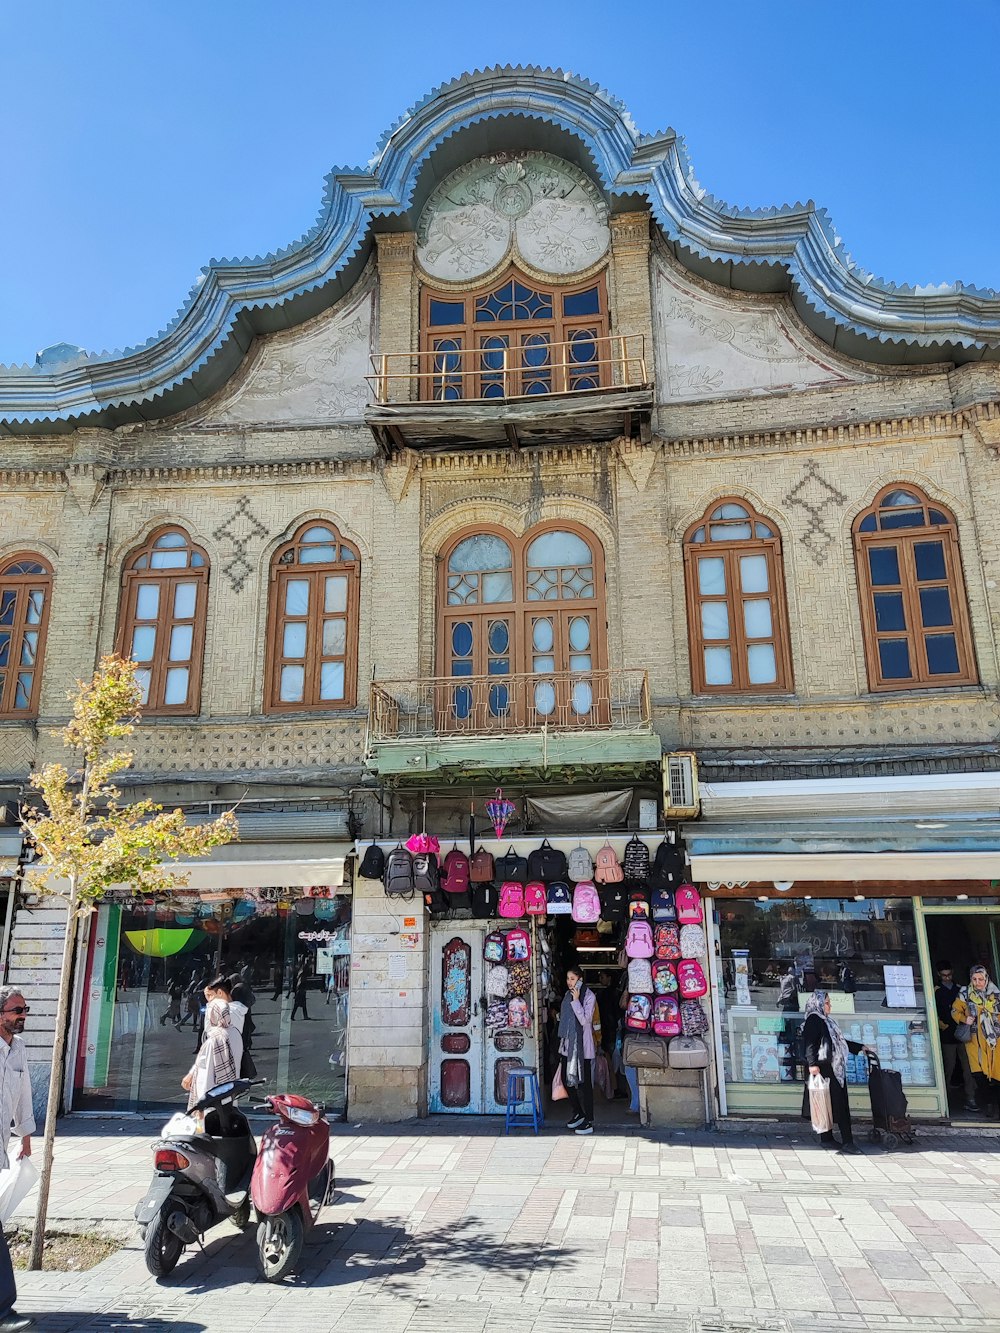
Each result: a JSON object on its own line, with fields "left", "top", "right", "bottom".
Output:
{"left": 594, "top": 842, "right": 624, "bottom": 884}
{"left": 499, "top": 882, "right": 525, "bottom": 918}
{"left": 572, "top": 881, "right": 601, "bottom": 923}
{"left": 625, "top": 918, "right": 654, "bottom": 959}
{"left": 441, "top": 848, "right": 471, "bottom": 895}
{"left": 677, "top": 959, "right": 707, "bottom": 998}
{"left": 505, "top": 927, "right": 530, "bottom": 962}
{"left": 525, "top": 882, "right": 547, "bottom": 916}
{"left": 625, "top": 993, "right": 652, "bottom": 1031}
{"left": 654, "top": 923, "right": 681, "bottom": 961}
{"left": 675, "top": 885, "right": 703, "bottom": 924}
{"left": 507, "top": 996, "right": 530, "bottom": 1028}
{"left": 652, "top": 995, "right": 681, "bottom": 1037}
{"left": 652, "top": 960, "right": 678, "bottom": 994}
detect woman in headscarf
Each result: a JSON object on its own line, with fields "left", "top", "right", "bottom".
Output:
{"left": 180, "top": 997, "right": 241, "bottom": 1110}
{"left": 952, "top": 963, "right": 1000, "bottom": 1113}
{"left": 558, "top": 966, "right": 598, "bottom": 1135}
{"left": 801, "top": 990, "right": 870, "bottom": 1155}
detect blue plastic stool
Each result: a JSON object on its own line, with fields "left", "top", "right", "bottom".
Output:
{"left": 504, "top": 1066, "right": 543, "bottom": 1134}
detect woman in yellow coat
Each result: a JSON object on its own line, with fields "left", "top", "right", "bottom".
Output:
{"left": 952, "top": 963, "right": 1000, "bottom": 1112}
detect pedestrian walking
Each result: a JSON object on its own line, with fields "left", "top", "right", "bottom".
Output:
{"left": 0, "top": 986, "right": 36, "bottom": 1332}
{"left": 952, "top": 963, "right": 1000, "bottom": 1116}
{"left": 801, "top": 989, "right": 871, "bottom": 1155}
{"left": 558, "top": 966, "right": 597, "bottom": 1135}
{"left": 935, "top": 959, "right": 978, "bottom": 1111}
{"left": 290, "top": 964, "right": 312, "bottom": 1021}
{"left": 159, "top": 979, "right": 183, "bottom": 1027}
{"left": 181, "top": 997, "right": 240, "bottom": 1109}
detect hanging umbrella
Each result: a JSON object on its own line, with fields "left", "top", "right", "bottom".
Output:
{"left": 485, "top": 788, "right": 517, "bottom": 840}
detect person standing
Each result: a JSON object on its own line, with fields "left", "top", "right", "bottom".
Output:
{"left": 935, "top": 960, "right": 978, "bottom": 1112}
{"left": 181, "top": 997, "right": 239, "bottom": 1109}
{"left": 801, "top": 990, "right": 870, "bottom": 1155}
{"left": 952, "top": 963, "right": 1000, "bottom": 1115}
{"left": 0, "top": 987, "right": 37, "bottom": 1332}
{"left": 558, "top": 967, "right": 597, "bottom": 1135}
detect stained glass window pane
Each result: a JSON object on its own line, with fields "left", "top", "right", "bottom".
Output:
{"left": 533, "top": 655, "right": 556, "bottom": 674}
{"left": 701, "top": 602, "right": 730, "bottom": 641}
{"left": 880, "top": 509, "right": 925, "bottom": 530}
{"left": 451, "top": 622, "right": 474, "bottom": 658}
{"left": 14, "top": 674, "right": 32, "bottom": 710}
{"left": 697, "top": 557, "right": 726, "bottom": 596}
{"left": 164, "top": 668, "right": 189, "bottom": 707}
{"left": 429, "top": 299, "right": 466, "bottom": 325}
{"left": 0, "top": 594, "right": 14, "bottom": 627}
{"left": 569, "top": 654, "right": 592, "bottom": 672}
{"left": 572, "top": 679, "right": 594, "bottom": 714}
{"left": 19, "top": 631, "right": 37, "bottom": 667}
{"left": 25, "top": 591, "right": 44, "bottom": 625}
{"left": 0, "top": 635, "right": 8, "bottom": 668}
{"left": 747, "top": 643, "right": 778, "bottom": 685}
{"left": 534, "top": 681, "right": 556, "bottom": 715}
{"left": 740, "top": 555, "right": 770, "bottom": 594}
{"left": 704, "top": 647, "right": 733, "bottom": 686}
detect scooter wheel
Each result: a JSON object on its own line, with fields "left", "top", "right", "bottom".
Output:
{"left": 231, "top": 1197, "right": 252, "bottom": 1230}
{"left": 256, "top": 1210, "right": 304, "bottom": 1282}
{"left": 144, "top": 1209, "right": 183, "bottom": 1278}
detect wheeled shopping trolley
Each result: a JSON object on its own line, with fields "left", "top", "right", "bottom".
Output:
{"left": 867, "top": 1051, "right": 916, "bottom": 1148}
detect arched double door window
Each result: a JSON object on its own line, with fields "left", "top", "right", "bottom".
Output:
{"left": 0, "top": 554, "right": 52, "bottom": 717}
{"left": 438, "top": 524, "right": 607, "bottom": 728}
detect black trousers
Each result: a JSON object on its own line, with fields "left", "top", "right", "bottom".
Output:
{"left": 0, "top": 1221, "right": 16, "bottom": 1317}
{"left": 560, "top": 1055, "right": 594, "bottom": 1122}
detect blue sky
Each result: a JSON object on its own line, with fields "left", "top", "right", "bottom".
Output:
{"left": 3, "top": 0, "right": 999, "bottom": 366}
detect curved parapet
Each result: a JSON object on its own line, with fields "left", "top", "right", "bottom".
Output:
{"left": 3, "top": 64, "right": 999, "bottom": 434}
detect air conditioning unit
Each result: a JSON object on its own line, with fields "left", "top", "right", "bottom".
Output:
{"left": 662, "top": 752, "right": 699, "bottom": 818}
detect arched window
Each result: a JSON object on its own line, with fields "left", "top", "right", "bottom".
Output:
{"left": 439, "top": 524, "right": 606, "bottom": 726}
{"left": 266, "top": 522, "right": 360, "bottom": 711}
{"left": 683, "top": 501, "right": 793, "bottom": 693}
{"left": 0, "top": 554, "right": 52, "bottom": 717}
{"left": 853, "top": 487, "right": 977, "bottom": 690}
{"left": 118, "top": 528, "right": 209, "bottom": 714}
{"left": 421, "top": 268, "right": 608, "bottom": 401}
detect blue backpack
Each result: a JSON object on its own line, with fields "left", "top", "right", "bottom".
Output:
{"left": 651, "top": 888, "right": 676, "bottom": 921}
{"left": 546, "top": 882, "right": 573, "bottom": 915}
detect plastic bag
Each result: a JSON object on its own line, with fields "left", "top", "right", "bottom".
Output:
{"left": 0, "top": 1154, "right": 39, "bottom": 1223}
{"left": 551, "top": 1065, "right": 568, "bottom": 1101}
{"left": 593, "top": 1050, "right": 614, "bottom": 1100}
{"left": 808, "top": 1073, "right": 833, "bottom": 1134}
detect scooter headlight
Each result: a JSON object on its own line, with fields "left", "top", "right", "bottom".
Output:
{"left": 285, "top": 1106, "right": 320, "bottom": 1126}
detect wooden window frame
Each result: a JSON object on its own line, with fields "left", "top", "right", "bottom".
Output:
{"left": 117, "top": 527, "right": 210, "bottom": 717}
{"left": 0, "top": 553, "right": 53, "bottom": 719}
{"left": 853, "top": 486, "right": 978, "bottom": 692}
{"left": 265, "top": 522, "right": 361, "bottom": 714}
{"left": 683, "top": 500, "right": 794, "bottom": 695}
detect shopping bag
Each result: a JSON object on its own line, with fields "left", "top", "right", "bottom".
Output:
{"left": 593, "top": 1050, "right": 614, "bottom": 1100}
{"left": 551, "top": 1066, "right": 568, "bottom": 1101}
{"left": 0, "top": 1154, "right": 39, "bottom": 1223}
{"left": 808, "top": 1073, "right": 833, "bottom": 1134}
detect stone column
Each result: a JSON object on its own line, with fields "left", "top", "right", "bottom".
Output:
{"left": 374, "top": 232, "right": 418, "bottom": 404}
{"left": 610, "top": 210, "right": 655, "bottom": 392}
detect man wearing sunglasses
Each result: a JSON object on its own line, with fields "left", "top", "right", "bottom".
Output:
{"left": 0, "top": 987, "right": 35, "bottom": 1333}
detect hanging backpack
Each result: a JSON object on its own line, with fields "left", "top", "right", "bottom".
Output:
{"left": 649, "top": 838, "right": 685, "bottom": 890}
{"left": 628, "top": 957, "right": 653, "bottom": 993}
{"left": 423, "top": 886, "right": 450, "bottom": 915}
{"left": 494, "top": 848, "right": 528, "bottom": 884}
{"left": 470, "top": 847, "right": 495, "bottom": 883}
{"left": 627, "top": 891, "right": 650, "bottom": 920}
{"left": 567, "top": 845, "right": 593, "bottom": 882}
{"left": 679, "top": 924, "right": 707, "bottom": 958}
{"left": 572, "top": 881, "right": 601, "bottom": 924}
{"left": 625, "top": 918, "right": 654, "bottom": 959}
{"left": 652, "top": 994, "right": 682, "bottom": 1037}
{"left": 507, "top": 960, "right": 531, "bottom": 994}
{"left": 651, "top": 888, "right": 676, "bottom": 922}
{"left": 622, "top": 837, "right": 651, "bottom": 881}
{"left": 524, "top": 882, "right": 547, "bottom": 917}
{"left": 505, "top": 927, "right": 531, "bottom": 962}
{"left": 484, "top": 931, "right": 506, "bottom": 963}
{"left": 528, "top": 839, "right": 567, "bottom": 883}
{"left": 486, "top": 999, "right": 509, "bottom": 1031}
{"left": 485, "top": 964, "right": 510, "bottom": 998}
{"left": 546, "top": 882, "right": 573, "bottom": 915}
{"left": 594, "top": 842, "right": 624, "bottom": 884}
{"left": 652, "top": 960, "right": 678, "bottom": 995}
{"left": 598, "top": 885, "right": 626, "bottom": 921}
{"left": 359, "top": 843, "right": 385, "bottom": 881}
{"left": 471, "top": 882, "right": 497, "bottom": 919}
{"left": 680, "top": 998, "right": 709, "bottom": 1036}
{"left": 676, "top": 885, "right": 703, "bottom": 925}
{"left": 441, "top": 848, "right": 471, "bottom": 895}
{"left": 678, "top": 960, "right": 708, "bottom": 998}
{"left": 412, "top": 854, "right": 440, "bottom": 897}
{"left": 654, "top": 923, "right": 682, "bottom": 961}
{"left": 507, "top": 996, "right": 530, "bottom": 1029}
{"left": 499, "top": 882, "right": 525, "bottom": 918}
{"left": 384, "top": 846, "right": 415, "bottom": 898}
{"left": 625, "top": 993, "right": 653, "bottom": 1032}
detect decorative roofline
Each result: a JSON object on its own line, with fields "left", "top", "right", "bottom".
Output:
{"left": 4, "top": 65, "right": 1000, "bottom": 435}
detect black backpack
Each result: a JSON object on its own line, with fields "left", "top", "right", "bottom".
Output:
{"left": 384, "top": 846, "right": 415, "bottom": 898}
{"left": 412, "top": 853, "right": 440, "bottom": 894}
{"left": 494, "top": 847, "right": 528, "bottom": 884}
{"left": 527, "top": 839, "right": 567, "bottom": 883}
{"left": 623, "top": 837, "right": 651, "bottom": 881}
{"left": 470, "top": 882, "right": 497, "bottom": 919}
{"left": 359, "top": 843, "right": 385, "bottom": 881}
{"left": 649, "top": 838, "right": 685, "bottom": 890}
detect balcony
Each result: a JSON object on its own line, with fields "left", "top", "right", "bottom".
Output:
{"left": 364, "top": 333, "right": 653, "bottom": 454}
{"left": 366, "top": 668, "right": 662, "bottom": 777}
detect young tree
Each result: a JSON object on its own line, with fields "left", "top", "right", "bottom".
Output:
{"left": 19, "top": 655, "right": 238, "bottom": 1270}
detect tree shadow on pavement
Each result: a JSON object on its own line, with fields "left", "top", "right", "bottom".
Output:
{"left": 32, "top": 1311, "right": 205, "bottom": 1333}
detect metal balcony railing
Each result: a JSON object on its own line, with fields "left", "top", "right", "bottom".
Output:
{"left": 368, "top": 668, "right": 651, "bottom": 746}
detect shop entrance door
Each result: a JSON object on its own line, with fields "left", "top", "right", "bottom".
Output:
{"left": 427, "top": 921, "right": 538, "bottom": 1115}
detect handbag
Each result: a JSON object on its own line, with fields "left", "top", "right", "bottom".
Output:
{"left": 808, "top": 1072, "right": 833, "bottom": 1134}
{"left": 955, "top": 1021, "right": 974, "bottom": 1043}
{"left": 593, "top": 1050, "right": 614, "bottom": 1099}
{"left": 551, "top": 1065, "right": 569, "bottom": 1101}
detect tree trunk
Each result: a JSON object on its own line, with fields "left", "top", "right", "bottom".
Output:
{"left": 27, "top": 882, "right": 78, "bottom": 1271}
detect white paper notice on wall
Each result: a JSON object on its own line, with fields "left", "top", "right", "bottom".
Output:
{"left": 883, "top": 964, "right": 916, "bottom": 1008}
{"left": 388, "top": 954, "right": 409, "bottom": 982}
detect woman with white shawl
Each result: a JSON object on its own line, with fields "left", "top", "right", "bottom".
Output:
{"left": 181, "top": 997, "right": 241, "bottom": 1110}
{"left": 800, "top": 989, "right": 870, "bottom": 1155}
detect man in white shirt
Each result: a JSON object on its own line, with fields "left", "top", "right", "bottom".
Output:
{"left": 0, "top": 987, "right": 35, "bottom": 1333}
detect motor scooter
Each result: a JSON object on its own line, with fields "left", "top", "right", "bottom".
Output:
{"left": 135, "top": 1076, "right": 261, "bottom": 1277}
{"left": 250, "top": 1091, "right": 335, "bottom": 1280}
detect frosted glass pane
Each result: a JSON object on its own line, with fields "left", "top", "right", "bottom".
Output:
{"left": 572, "top": 680, "right": 593, "bottom": 715}
{"left": 526, "top": 530, "right": 592, "bottom": 569}
{"left": 533, "top": 680, "right": 556, "bottom": 715}
{"left": 173, "top": 582, "right": 196, "bottom": 618}
{"left": 283, "top": 622, "right": 307, "bottom": 659}
{"left": 713, "top": 503, "right": 750, "bottom": 520}
{"left": 285, "top": 580, "right": 309, "bottom": 616}
{"left": 135, "top": 668, "right": 151, "bottom": 705}
{"left": 743, "top": 599, "right": 773, "bottom": 637}
{"left": 449, "top": 534, "right": 512, "bottom": 573}
{"left": 481, "top": 571, "right": 513, "bottom": 603}
{"left": 568, "top": 616, "right": 591, "bottom": 650}
{"left": 280, "top": 665, "right": 304, "bottom": 702}
{"left": 131, "top": 626, "right": 156, "bottom": 662}
{"left": 747, "top": 643, "right": 777, "bottom": 685}
{"left": 150, "top": 550, "right": 187, "bottom": 569}
{"left": 169, "top": 624, "right": 193, "bottom": 662}
{"left": 700, "top": 602, "right": 729, "bottom": 640}
{"left": 164, "top": 667, "right": 189, "bottom": 706}
{"left": 532, "top": 618, "right": 554, "bottom": 651}
{"left": 569, "top": 654, "right": 592, "bottom": 672}
{"left": 25, "top": 591, "right": 44, "bottom": 625}
{"left": 711, "top": 522, "right": 751, "bottom": 541}
{"left": 302, "top": 525, "right": 335, "bottom": 543}
{"left": 135, "top": 584, "right": 160, "bottom": 619}
{"left": 324, "top": 576, "right": 348, "bottom": 613}
{"left": 320, "top": 661, "right": 345, "bottom": 700}
{"left": 19, "top": 631, "right": 37, "bottom": 667}
{"left": 697, "top": 557, "right": 726, "bottom": 596}
{"left": 533, "top": 655, "right": 555, "bottom": 673}
{"left": 740, "top": 554, "right": 770, "bottom": 594}
{"left": 300, "top": 544, "right": 336, "bottom": 564}
{"left": 323, "top": 618, "right": 347, "bottom": 656}
{"left": 704, "top": 647, "right": 733, "bottom": 686}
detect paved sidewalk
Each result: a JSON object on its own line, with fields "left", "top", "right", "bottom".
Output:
{"left": 12, "top": 1118, "right": 1000, "bottom": 1333}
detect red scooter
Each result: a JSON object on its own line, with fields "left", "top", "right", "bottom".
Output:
{"left": 250, "top": 1092, "right": 335, "bottom": 1280}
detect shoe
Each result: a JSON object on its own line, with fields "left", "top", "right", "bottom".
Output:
{"left": 575, "top": 1122, "right": 594, "bottom": 1135}
{"left": 819, "top": 1131, "right": 836, "bottom": 1146}
{"left": 964, "top": 1101, "right": 979, "bottom": 1112}
{"left": 0, "top": 1312, "right": 38, "bottom": 1332}
{"left": 566, "top": 1115, "right": 585, "bottom": 1130}
{"left": 837, "top": 1142, "right": 861, "bottom": 1156}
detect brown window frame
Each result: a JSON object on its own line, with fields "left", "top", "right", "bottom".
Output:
{"left": 853, "top": 486, "right": 978, "bottom": 692}
{"left": 0, "top": 553, "right": 53, "bottom": 719}
{"left": 117, "top": 527, "right": 210, "bottom": 717}
{"left": 683, "top": 500, "right": 794, "bottom": 695}
{"left": 420, "top": 267, "right": 609, "bottom": 401}
{"left": 265, "top": 521, "right": 361, "bottom": 714}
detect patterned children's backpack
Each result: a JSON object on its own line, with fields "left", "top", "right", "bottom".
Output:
{"left": 625, "top": 993, "right": 653, "bottom": 1031}
{"left": 499, "top": 882, "right": 525, "bottom": 918}
{"left": 486, "top": 999, "right": 508, "bottom": 1031}
{"left": 441, "top": 848, "right": 471, "bottom": 895}
{"left": 677, "top": 959, "right": 708, "bottom": 998}
{"left": 508, "top": 996, "right": 530, "bottom": 1029}
{"left": 525, "top": 882, "right": 547, "bottom": 917}
{"left": 594, "top": 842, "right": 624, "bottom": 884}
{"left": 679, "top": 923, "right": 707, "bottom": 958}
{"left": 507, "top": 961, "right": 531, "bottom": 994}
{"left": 627, "top": 891, "right": 650, "bottom": 920}
{"left": 469, "top": 847, "right": 495, "bottom": 883}
{"left": 567, "top": 845, "right": 593, "bottom": 882}
{"left": 486, "top": 964, "right": 509, "bottom": 998}
{"left": 675, "top": 885, "right": 703, "bottom": 924}
{"left": 623, "top": 836, "right": 651, "bottom": 881}
{"left": 649, "top": 838, "right": 685, "bottom": 890}
{"left": 654, "top": 923, "right": 682, "bottom": 961}
{"left": 572, "top": 881, "right": 601, "bottom": 924}
{"left": 651, "top": 888, "right": 676, "bottom": 922}
{"left": 505, "top": 927, "right": 531, "bottom": 962}
{"left": 680, "top": 998, "right": 709, "bottom": 1036}
{"left": 484, "top": 930, "right": 506, "bottom": 963}
{"left": 652, "top": 960, "right": 678, "bottom": 995}
{"left": 628, "top": 957, "right": 653, "bottom": 993}
{"left": 546, "top": 882, "right": 573, "bottom": 915}
{"left": 652, "top": 994, "right": 682, "bottom": 1037}
{"left": 625, "top": 918, "right": 654, "bottom": 959}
